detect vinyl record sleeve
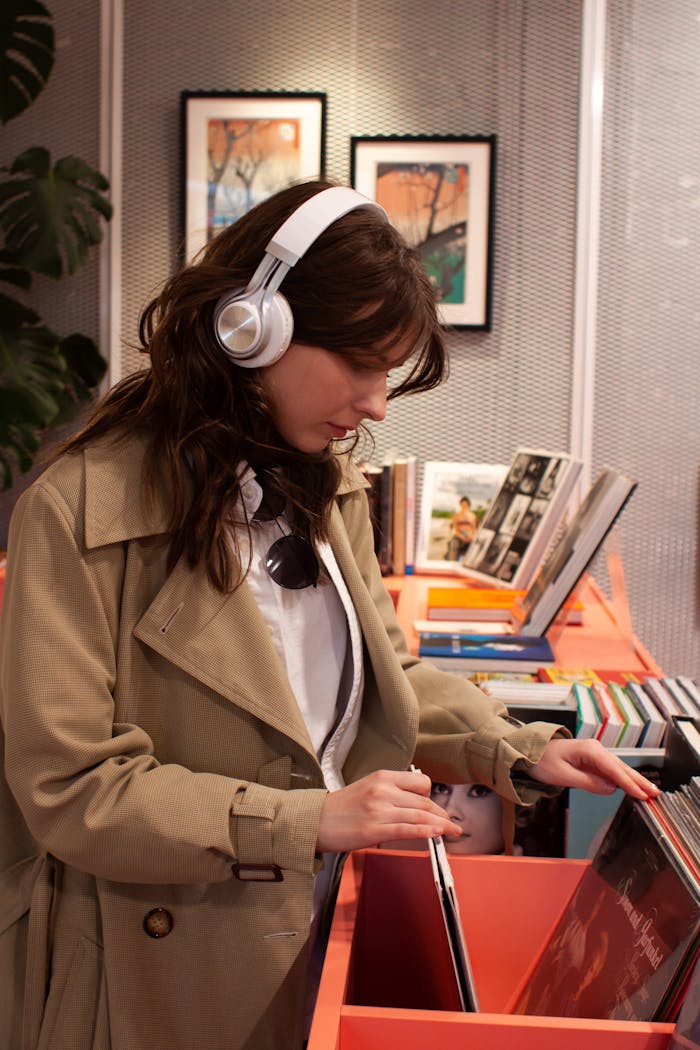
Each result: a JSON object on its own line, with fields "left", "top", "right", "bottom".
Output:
{"left": 511, "top": 797, "right": 700, "bottom": 1022}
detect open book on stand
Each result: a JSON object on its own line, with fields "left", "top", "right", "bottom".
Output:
{"left": 510, "top": 467, "right": 637, "bottom": 637}
{"left": 460, "top": 448, "right": 582, "bottom": 589}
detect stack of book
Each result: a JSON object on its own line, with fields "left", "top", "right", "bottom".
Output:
{"left": 477, "top": 673, "right": 700, "bottom": 751}
{"left": 363, "top": 454, "right": 417, "bottom": 576}
{"left": 570, "top": 675, "right": 700, "bottom": 750}
{"left": 423, "top": 584, "right": 584, "bottom": 626}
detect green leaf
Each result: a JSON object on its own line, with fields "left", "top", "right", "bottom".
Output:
{"left": 0, "top": 148, "right": 113, "bottom": 277}
{"left": 0, "top": 314, "right": 105, "bottom": 486}
{"left": 0, "top": 0, "right": 54, "bottom": 123}
{"left": 0, "top": 287, "right": 38, "bottom": 326}
{"left": 59, "top": 332, "right": 107, "bottom": 388}
{"left": 0, "top": 258, "right": 32, "bottom": 290}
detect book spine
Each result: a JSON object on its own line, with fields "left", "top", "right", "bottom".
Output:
{"left": 378, "top": 460, "right": 394, "bottom": 575}
{"left": 404, "top": 455, "right": 417, "bottom": 574}
{"left": 591, "top": 683, "right": 625, "bottom": 747}
{"left": 662, "top": 677, "right": 700, "bottom": 718}
{"left": 677, "top": 676, "right": 700, "bottom": 714}
{"left": 391, "top": 460, "right": 407, "bottom": 576}
{"left": 625, "top": 680, "right": 668, "bottom": 748}
{"left": 643, "top": 677, "right": 682, "bottom": 719}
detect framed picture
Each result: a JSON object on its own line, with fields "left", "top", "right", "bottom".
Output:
{"left": 415, "top": 460, "right": 508, "bottom": 574}
{"left": 350, "top": 135, "right": 496, "bottom": 328}
{"left": 181, "top": 91, "right": 326, "bottom": 261}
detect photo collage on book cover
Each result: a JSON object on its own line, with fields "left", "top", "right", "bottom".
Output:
{"left": 463, "top": 451, "right": 568, "bottom": 584}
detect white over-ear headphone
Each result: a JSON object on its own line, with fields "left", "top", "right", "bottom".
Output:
{"left": 213, "top": 186, "right": 386, "bottom": 368}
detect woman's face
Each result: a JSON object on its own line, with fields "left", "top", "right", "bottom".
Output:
{"left": 430, "top": 782, "right": 504, "bottom": 856}
{"left": 257, "top": 339, "right": 410, "bottom": 453}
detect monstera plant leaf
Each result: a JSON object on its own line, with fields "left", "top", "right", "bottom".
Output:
{"left": 0, "top": 148, "right": 113, "bottom": 277}
{"left": 0, "top": 1, "right": 111, "bottom": 491}
{"left": 0, "top": 287, "right": 107, "bottom": 488}
{"left": 0, "top": 0, "right": 54, "bottom": 124}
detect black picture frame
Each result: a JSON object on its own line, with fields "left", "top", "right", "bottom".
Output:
{"left": 350, "top": 134, "right": 496, "bottom": 329}
{"left": 181, "top": 90, "right": 326, "bottom": 261}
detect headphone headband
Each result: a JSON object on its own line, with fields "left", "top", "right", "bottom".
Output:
{"left": 214, "top": 187, "right": 386, "bottom": 368}
{"left": 266, "top": 186, "right": 386, "bottom": 267}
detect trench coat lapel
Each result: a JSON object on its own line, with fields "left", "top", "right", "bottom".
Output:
{"left": 133, "top": 558, "right": 316, "bottom": 757}
{"left": 326, "top": 501, "right": 417, "bottom": 752}
{"left": 83, "top": 437, "right": 316, "bottom": 756}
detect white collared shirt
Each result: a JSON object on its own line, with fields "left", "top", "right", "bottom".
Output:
{"left": 236, "top": 468, "right": 367, "bottom": 1031}
{"left": 237, "top": 467, "right": 365, "bottom": 787}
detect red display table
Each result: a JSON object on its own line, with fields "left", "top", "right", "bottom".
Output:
{"left": 385, "top": 572, "right": 663, "bottom": 676}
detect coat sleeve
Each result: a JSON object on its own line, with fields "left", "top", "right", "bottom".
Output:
{"left": 337, "top": 481, "right": 568, "bottom": 805}
{"left": 0, "top": 478, "right": 326, "bottom": 884}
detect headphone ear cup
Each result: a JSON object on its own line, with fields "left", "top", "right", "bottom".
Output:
{"left": 214, "top": 289, "right": 293, "bottom": 368}
{"left": 237, "top": 292, "right": 294, "bottom": 369}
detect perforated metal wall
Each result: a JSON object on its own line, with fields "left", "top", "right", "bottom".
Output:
{"left": 119, "top": 0, "right": 580, "bottom": 463}
{"left": 593, "top": 0, "right": 700, "bottom": 675}
{"left": 9, "top": 0, "right": 697, "bottom": 675}
{"left": 116, "top": 0, "right": 700, "bottom": 675}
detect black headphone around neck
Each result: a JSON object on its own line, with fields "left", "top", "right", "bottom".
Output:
{"left": 213, "top": 186, "right": 386, "bottom": 369}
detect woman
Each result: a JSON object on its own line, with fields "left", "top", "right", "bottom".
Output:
{"left": 0, "top": 180, "right": 657, "bottom": 1050}
{"left": 430, "top": 781, "right": 505, "bottom": 855}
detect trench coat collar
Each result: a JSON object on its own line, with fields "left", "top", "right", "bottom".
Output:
{"left": 82, "top": 433, "right": 369, "bottom": 548}
{"left": 81, "top": 434, "right": 372, "bottom": 760}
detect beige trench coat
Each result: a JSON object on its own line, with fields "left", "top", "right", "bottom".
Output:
{"left": 0, "top": 435, "right": 559, "bottom": 1050}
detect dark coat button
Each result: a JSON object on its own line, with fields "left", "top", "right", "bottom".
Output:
{"left": 143, "top": 907, "right": 173, "bottom": 938}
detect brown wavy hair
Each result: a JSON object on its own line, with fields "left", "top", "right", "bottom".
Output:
{"left": 59, "top": 179, "right": 447, "bottom": 591}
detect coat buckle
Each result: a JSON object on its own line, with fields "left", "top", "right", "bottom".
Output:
{"left": 232, "top": 863, "right": 284, "bottom": 882}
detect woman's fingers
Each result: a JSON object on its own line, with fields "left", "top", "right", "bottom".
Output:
{"left": 316, "top": 769, "right": 461, "bottom": 852}
{"left": 527, "top": 737, "right": 661, "bottom": 798}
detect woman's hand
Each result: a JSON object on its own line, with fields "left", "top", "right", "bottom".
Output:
{"left": 527, "top": 737, "right": 661, "bottom": 798}
{"left": 316, "top": 769, "right": 461, "bottom": 853}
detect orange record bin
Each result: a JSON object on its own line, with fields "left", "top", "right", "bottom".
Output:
{"left": 307, "top": 849, "right": 675, "bottom": 1050}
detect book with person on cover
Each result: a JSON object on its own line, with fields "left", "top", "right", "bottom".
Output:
{"left": 509, "top": 467, "right": 637, "bottom": 637}
{"left": 511, "top": 793, "right": 700, "bottom": 1022}
{"left": 414, "top": 460, "right": 507, "bottom": 574}
{"left": 460, "top": 448, "right": 582, "bottom": 590}
{"left": 417, "top": 631, "right": 555, "bottom": 672}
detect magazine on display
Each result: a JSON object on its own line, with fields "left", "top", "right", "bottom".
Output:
{"left": 460, "top": 448, "right": 582, "bottom": 590}
{"left": 511, "top": 792, "right": 700, "bottom": 1022}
